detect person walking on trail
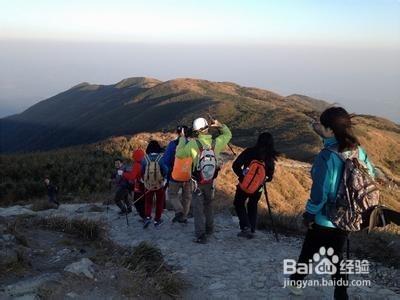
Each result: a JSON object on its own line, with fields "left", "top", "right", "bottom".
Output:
{"left": 288, "top": 107, "right": 377, "bottom": 300}
{"left": 232, "top": 132, "right": 277, "bottom": 239}
{"left": 123, "top": 148, "right": 146, "bottom": 221}
{"left": 111, "top": 158, "right": 132, "bottom": 216}
{"left": 44, "top": 177, "right": 60, "bottom": 208}
{"left": 363, "top": 205, "right": 400, "bottom": 232}
{"left": 141, "top": 141, "right": 169, "bottom": 229}
{"left": 176, "top": 117, "right": 232, "bottom": 244}
{"left": 164, "top": 125, "right": 193, "bottom": 224}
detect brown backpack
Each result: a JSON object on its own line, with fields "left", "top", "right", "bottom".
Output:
{"left": 327, "top": 147, "right": 380, "bottom": 232}
{"left": 143, "top": 154, "right": 164, "bottom": 191}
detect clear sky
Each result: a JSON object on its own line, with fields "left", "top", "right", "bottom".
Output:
{"left": 0, "top": 0, "right": 399, "bottom": 121}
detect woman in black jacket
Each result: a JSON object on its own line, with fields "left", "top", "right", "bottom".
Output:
{"left": 232, "top": 132, "right": 278, "bottom": 239}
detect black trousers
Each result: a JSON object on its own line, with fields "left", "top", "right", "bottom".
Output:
{"left": 48, "top": 195, "right": 59, "bottom": 206}
{"left": 114, "top": 187, "right": 132, "bottom": 212}
{"left": 233, "top": 186, "right": 262, "bottom": 232}
{"left": 290, "top": 224, "right": 348, "bottom": 300}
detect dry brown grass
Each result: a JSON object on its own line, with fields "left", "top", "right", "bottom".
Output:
{"left": 123, "top": 241, "right": 185, "bottom": 297}
{"left": 34, "top": 216, "right": 104, "bottom": 241}
{"left": 354, "top": 116, "right": 400, "bottom": 184}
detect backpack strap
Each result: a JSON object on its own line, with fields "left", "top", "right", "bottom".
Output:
{"left": 155, "top": 154, "right": 162, "bottom": 163}
{"left": 144, "top": 155, "right": 151, "bottom": 181}
{"left": 211, "top": 139, "right": 216, "bottom": 150}
{"left": 324, "top": 146, "right": 346, "bottom": 162}
{"left": 195, "top": 139, "right": 204, "bottom": 153}
{"left": 325, "top": 146, "right": 360, "bottom": 163}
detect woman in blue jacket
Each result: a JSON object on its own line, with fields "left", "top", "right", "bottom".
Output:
{"left": 288, "top": 107, "right": 375, "bottom": 300}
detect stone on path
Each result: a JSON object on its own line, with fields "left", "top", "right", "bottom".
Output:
{"left": 64, "top": 258, "right": 96, "bottom": 279}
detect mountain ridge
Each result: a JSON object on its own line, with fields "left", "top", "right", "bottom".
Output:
{"left": 1, "top": 77, "right": 398, "bottom": 167}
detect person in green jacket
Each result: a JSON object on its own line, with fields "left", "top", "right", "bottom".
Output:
{"left": 176, "top": 117, "right": 232, "bottom": 243}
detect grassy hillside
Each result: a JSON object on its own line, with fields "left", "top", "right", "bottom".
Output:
{"left": 2, "top": 127, "right": 399, "bottom": 207}
{"left": 1, "top": 77, "right": 331, "bottom": 161}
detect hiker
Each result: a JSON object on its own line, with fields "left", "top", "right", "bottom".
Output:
{"left": 232, "top": 132, "right": 277, "bottom": 239}
{"left": 111, "top": 158, "right": 132, "bottom": 216}
{"left": 164, "top": 126, "right": 192, "bottom": 223}
{"left": 363, "top": 205, "right": 400, "bottom": 232}
{"left": 142, "top": 141, "right": 169, "bottom": 229}
{"left": 288, "top": 107, "right": 376, "bottom": 300}
{"left": 44, "top": 177, "right": 59, "bottom": 207}
{"left": 123, "top": 148, "right": 146, "bottom": 220}
{"left": 176, "top": 117, "right": 232, "bottom": 244}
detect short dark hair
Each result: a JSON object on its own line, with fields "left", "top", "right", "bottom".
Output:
{"left": 320, "top": 107, "right": 359, "bottom": 152}
{"left": 146, "top": 140, "right": 163, "bottom": 154}
{"left": 114, "top": 158, "right": 123, "bottom": 162}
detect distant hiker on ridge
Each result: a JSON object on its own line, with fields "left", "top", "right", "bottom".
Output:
{"left": 288, "top": 107, "right": 377, "bottom": 300}
{"left": 123, "top": 148, "right": 146, "bottom": 221}
{"left": 44, "top": 176, "right": 59, "bottom": 208}
{"left": 142, "top": 140, "right": 169, "bottom": 229}
{"left": 176, "top": 117, "right": 232, "bottom": 244}
{"left": 111, "top": 158, "right": 132, "bottom": 215}
{"left": 164, "top": 125, "right": 193, "bottom": 224}
{"left": 232, "top": 132, "right": 277, "bottom": 239}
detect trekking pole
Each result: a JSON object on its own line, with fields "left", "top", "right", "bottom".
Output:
{"left": 131, "top": 189, "right": 150, "bottom": 206}
{"left": 125, "top": 209, "right": 129, "bottom": 227}
{"left": 263, "top": 183, "right": 279, "bottom": 242}
{"left": 124, "top": 190, "right": 131, "bottom": 227}
{"left": 107, "top": 180, "right": 112, "bottom": 215}
{"left": 207, "top": 113, "right": 236, "bottom": 156}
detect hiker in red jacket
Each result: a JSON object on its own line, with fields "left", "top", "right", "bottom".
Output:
{"left": 123, "top": 149, "right": 146, "bottom": 221}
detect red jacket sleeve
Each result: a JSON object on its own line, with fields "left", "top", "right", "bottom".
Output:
{"left": 123, "top": 163, "right": 141, "bottom": 181}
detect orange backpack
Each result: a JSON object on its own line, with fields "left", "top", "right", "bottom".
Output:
{"left": 171, "top": 157, "right": 193, "bottom": 182}
{"left": 239, "top": 160, "right": 266, "bottom": 194}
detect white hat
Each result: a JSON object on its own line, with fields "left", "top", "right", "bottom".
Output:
{"left": 193, "top": 117, "right": 209, "bottom": 131}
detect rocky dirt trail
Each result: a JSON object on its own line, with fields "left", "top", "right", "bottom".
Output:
{"left": 1, "top": 203, "right": 399, "bottom": 299}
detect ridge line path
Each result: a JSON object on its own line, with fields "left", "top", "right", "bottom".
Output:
{"left": 1, "top": 204, "right": 399, "bottom": 299}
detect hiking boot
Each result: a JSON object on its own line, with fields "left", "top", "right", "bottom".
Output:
{"left": 172, "top": 212, "right": 184, "bottom": 223}
{"left": 237, "top": 228, "right": 253, "bottom": 239}
{"left": 118, "top": 210, "right": 127, "bottom": 216}
{"left": 143, "top": 217, "right": 152, "bottom": 229}
{"left": 178, "top": 218, "right": 188, "bottom": 224}
{"left": 193, "top": 234, "right": 207, "bottom": 244}
{"left": 154, "top": 219, "right": 164, "bottom": 229}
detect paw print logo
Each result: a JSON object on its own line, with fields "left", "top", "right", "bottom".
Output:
{"left": 313, "top": 247, "right": 339, "bottom": 275}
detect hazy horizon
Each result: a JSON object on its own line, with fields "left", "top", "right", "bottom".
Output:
{"left": 1, "top": 0, "right": 399, "bottom": 122}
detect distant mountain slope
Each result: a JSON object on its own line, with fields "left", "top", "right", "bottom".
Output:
{"left": 0, "top": 77, "right": 327, "bottom": 160}
{"left": 1, "top": 76, "right": 398, "bottom": 165}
